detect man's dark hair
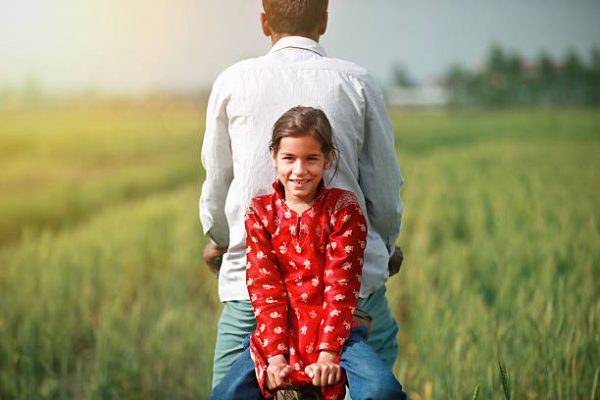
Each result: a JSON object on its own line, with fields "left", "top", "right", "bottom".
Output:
{"left": 263, "top": 0, "right": 328, "bottom": 35}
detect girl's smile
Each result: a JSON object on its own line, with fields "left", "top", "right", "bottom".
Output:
{"left": 289, "top": 178, "right": 310, "bottom": 188}
{"left": 272, "top": 134, "right": 330, "bottom": 212}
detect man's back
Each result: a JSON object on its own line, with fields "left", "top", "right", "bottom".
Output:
{"left": 200, "top": 36, "right": 403, "bottom": 302}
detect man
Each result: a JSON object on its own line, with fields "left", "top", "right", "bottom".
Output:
{"left": 200, "top": 0, "right": 404, "bottom": 390}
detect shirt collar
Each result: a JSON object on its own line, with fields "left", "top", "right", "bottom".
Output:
{"left": 269, "top": 36, "right": 327, "bottom": 57}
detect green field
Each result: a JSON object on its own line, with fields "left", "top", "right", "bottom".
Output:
{"left": 0, "top": 100, "right": 598, "bottom": 399}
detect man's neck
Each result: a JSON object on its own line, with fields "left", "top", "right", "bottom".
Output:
{"left": 271, "top": 33, "right": 320, "bottom": 46}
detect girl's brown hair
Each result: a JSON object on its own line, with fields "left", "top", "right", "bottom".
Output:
{"left": 270, "top": 106, "right": 338, "bottom": 176}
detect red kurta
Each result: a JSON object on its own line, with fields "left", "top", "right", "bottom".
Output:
{"left": 244, "top": 182, "right": 367, "bottom": 400}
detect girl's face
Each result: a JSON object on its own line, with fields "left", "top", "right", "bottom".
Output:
{"left": 272, "top": 134, "right": 330, "bottom": 208}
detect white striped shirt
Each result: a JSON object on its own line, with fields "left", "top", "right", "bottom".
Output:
{"left": 200, "top": 36, "right": 403, "bottom": 301}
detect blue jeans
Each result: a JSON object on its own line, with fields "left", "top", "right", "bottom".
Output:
{"left": 209, "top": 327, "right": 407, "bottom": 400}
{"left": 212, "top": 286, "right": 399, "bottom": 387}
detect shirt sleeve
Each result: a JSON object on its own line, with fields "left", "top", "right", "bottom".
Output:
{"left": 317, "top": 192, "right": 368, "bottom": 354}
{"left": 244, "top": 200, "right": 289, "bottom": 358}
{"left": 358, "top": 74, "right": 404, "bottom": 254}
{"left": 199, "top": 79, "right": 233, "bottom": 247}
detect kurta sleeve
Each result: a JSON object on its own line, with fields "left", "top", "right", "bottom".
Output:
{"left": 245, "top": 199, "right": 289, "bottom": 358}
{"left": 317, "top": 192, "right": 367, "bottom": 354}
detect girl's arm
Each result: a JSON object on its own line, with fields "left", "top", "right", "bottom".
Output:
{"left": 244, "top": 199, "right": 290, "bottom": 359}
{"left": 317, "top": 191, "right": 368, "bottom": 355}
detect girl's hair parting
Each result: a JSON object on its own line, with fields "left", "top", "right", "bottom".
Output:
{"left": 270, "top": 106, "right": 338, "bottom": 175}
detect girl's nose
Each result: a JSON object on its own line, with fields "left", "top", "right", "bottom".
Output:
{"left": 293, "top": 159, "right": 307, "bottom": 174}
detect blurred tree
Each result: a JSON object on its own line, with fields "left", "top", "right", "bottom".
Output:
{"left": 507, "top": 51, "right": 529, "bottom": 105}
{"left": 482, "top": 43, "right": 512, "bottom": 106}
{"left": 591, "top": 46, "right": 600, "bottom": 71}
{"left": 391, "top": 63, "right": 416, "bottom": 87}
{"left": 535, "top": 51, "right": 557, "bottom": 105}
{"left": 589, "top": 46, "right": 600, "bottom": 104}
{"left": 442, "top": 43, "right": 600, "bottom": 108}
{"left": 562, "top": 49, "right": 585, "bottom": 104}
{"left": 538, "top": 52, "right": 555, "bottom": 78}
{"left": 445, "top": 64, "right": 474, "bottom": 106}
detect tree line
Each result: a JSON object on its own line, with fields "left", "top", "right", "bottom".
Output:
{"left": 444, "top": 44, "right": 600, "bottom": 107}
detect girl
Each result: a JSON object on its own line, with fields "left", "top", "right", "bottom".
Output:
{"left": 209, "top": 106, "right": 406, "bottom": 400}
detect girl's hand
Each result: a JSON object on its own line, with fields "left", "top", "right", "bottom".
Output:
{"left": 266, "top": 355, "right": 292, "bottom": 390}
{"left": 304, "top": 350, "right": 342, "bottom": 387}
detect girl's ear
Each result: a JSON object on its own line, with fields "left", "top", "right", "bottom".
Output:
{"left": 324, "top": 151, "right": 334, "bottom": 170}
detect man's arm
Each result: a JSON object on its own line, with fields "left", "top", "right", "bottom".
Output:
{"left": 199, "top": 80, "right": 233, "bottom": 250}
{"left": 358, "top": 75, "right": 404, "bottom": 255}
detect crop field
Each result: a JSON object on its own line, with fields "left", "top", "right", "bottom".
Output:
{"left": 0, "top": 99, "right": 598, "bottom": 399}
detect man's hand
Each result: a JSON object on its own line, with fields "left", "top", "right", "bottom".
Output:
{"left": 388, "top": 245, "right": 404, "bottom": 277}
{"left": 265, "top": 354, "right": 292, "bottom": 390}
{"left": 304, "top": 350, "right": 342, "bottom": 387}
{"left": 203, "top": 243, "right": 227, "bottom": 274}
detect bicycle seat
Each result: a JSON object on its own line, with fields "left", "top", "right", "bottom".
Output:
{"left": 276, "top": 385, "right": 321, "bottom": 400}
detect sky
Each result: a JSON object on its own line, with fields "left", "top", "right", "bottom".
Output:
{"left": 1, "top": 0, "right": 599, "bottom": 94}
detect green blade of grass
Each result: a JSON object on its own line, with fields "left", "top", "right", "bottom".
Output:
{"left": 498, "top": 360, "right": 511, "bottom": 400}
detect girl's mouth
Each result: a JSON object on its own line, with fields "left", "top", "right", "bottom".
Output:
{"left": 289, "top": 179, "right": 310, "bottom": 187}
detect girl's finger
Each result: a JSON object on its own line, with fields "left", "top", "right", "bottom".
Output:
{"left": 327, "top": 367, "right": 337, "bottom": 385}
{"left": 305, "top": 365, "right": 314, "bottom": 378}
{"left": 319, "top": 367, "right": 329, "bottom": 386}
{"left": 280, "top": 365, "right": 292, "bottom": 378}
{"left": 266, "top": 373, "right": 275, "bottom": 390}
{"left": 274, "top": 370, "right": 284, "bottom": 388}
{"left": 335, "top": 366, "right": 342, "bottom": 384}
{"left": 268, "top": 368, "right": 283, "bottom": 389}
{"left": 311, "top": 367, "right": 322, "bottom": 386}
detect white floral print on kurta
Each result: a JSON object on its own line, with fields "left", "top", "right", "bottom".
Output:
{"left": 244, "top": 182, "right": 367, "bottom": 400}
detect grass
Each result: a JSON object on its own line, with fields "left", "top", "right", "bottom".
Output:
{"left": 0, "top": 101, "right": 598, "bottom": 399}
{"left": 0, "top": 98, "right": 203, "bottom": 244}
{"left": 390, "top": 107, "right": 599, "bottom": 399}
{"left": 1, "top": 186, "right": 219, "bottom": 398}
